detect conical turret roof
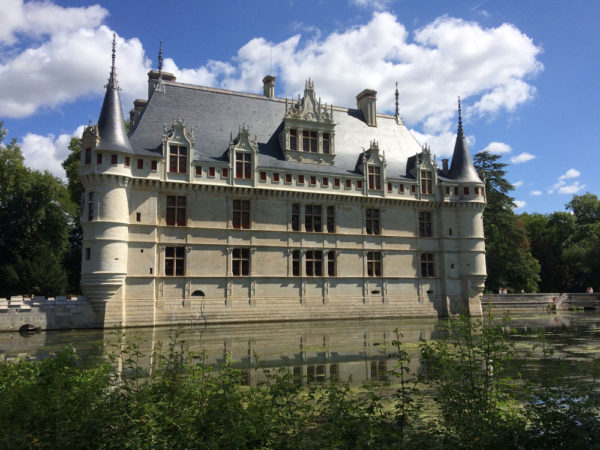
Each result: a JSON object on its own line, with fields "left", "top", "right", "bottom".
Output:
{"left": 96, "top": 34, "right": 133, "bottom": 154}
{"left": 448, "top": 98, "right": 481, "bottom": 183}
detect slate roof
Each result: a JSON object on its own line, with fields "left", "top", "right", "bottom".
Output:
{"left": 128, "top": 81, "right": 426, "bottom": 179}
{"left": 448, "top": 102, "right": 482, "bottom": 183}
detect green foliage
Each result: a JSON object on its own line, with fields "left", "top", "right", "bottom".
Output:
{"left": 474, "top": 151, "right": 540, "bottom": 293}
{"left": 0, "top": 122, "right": 77, "bottom": 296}
{"left": 1, "top": 319, "right": 599, "bottom": 449}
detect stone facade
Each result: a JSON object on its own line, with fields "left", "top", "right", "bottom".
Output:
{"left": 79, "top": 43, "right": 486, "bottom": 328}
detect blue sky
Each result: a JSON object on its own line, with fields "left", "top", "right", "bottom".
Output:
{"left": 1, "top": 0, "right": 598, "bottom": 214}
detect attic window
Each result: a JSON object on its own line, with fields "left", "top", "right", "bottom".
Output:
{"left": 323, "top": 133, "right": 330, "bottom": 154}
{"left": 290, "top": 129, "right": 298, "bottom": 150}
{"left": 368, "top": 165, "right": 381, "bottom": 190}
{"left": 84, "top": 148, "right": 91, "bottom": 164}
{"left": 235, "top": 152, "right": 252, "bottom": 179}
{"left": 169, "top": 145, "right": 187, "bottom": 173}
{"left": 421, "top": 170, "right": 432, "bottom": 195}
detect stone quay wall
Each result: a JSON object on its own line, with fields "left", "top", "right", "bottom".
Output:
{"left": 0, "top": 296, "right": 96, "bottom": 332}
{"left": 482, "top": 293, "right": 600, "bottom": 313}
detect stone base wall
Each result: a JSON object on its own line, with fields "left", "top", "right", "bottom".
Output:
{"left": 482, "top": 293, "right": 600, "bottom": 314}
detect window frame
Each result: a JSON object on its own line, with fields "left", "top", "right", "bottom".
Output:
{"left": 232, "top": 199, "right": 251, "bottom": 229}
{"left": 235, "top": 151, "right": 252, "bottom": 179}
{"left": 367, "top": 251, "right": 382, "bottom": 277}
{"left": 165, "top": 246, "right": 185, "bottom": 276}
{"left": 232, "top": 248, "right": 250, "bottom": 276}
{"left": 421, "top": 170, "right": 433, "bottom": 195}
{"left": 166, "top": 195, "right": 186, "bottom": 227}
{"left": 418, "top": 211, "right": 432, "bottom": 237}
{"left": 368, "top": 165, "right": 382, "bottom": 190}
{"left": 365, "top": 208, "right": 380, "bottom": 235}
{"left": 420, "top": 253, "right": 435, "bottom": 278}
{"left": 304, "top": 204, "right": 322, "bottom": 233}
{"left": 305, "top": 250, "right": 323, "bottom": 276}
{"left": 169, "top": 144, "right": 188, "bottom": 174}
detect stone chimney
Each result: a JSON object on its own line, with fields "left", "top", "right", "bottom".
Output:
{"left": 129, "top": 99, "right": 148, "bottom": 127}
{"left": 356, "top": 89, "right": 377, "bottom": 127}
{"left": 442, "top": 158, "right": 449, "bottom": 174}
{"left": 147, "top": 70, "right": 176, "bottom": 99}
{"left": 262, "top": 75, "right": 276, "bottom": 99}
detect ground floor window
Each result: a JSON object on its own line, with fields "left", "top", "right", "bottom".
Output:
{"left": 305, "top": 250, "right": 323, "bottom": 276}
{"left": 165, "top": 246, "right": 185, "bottom": 276}
{"left": 421, "top": 253, "right": 435, "bottom": 277}
{"left": 232, "top": 248, "right": 250, "bottom": 276}
{"left": 367, "top": 251, "right": 382, "bottom": 277}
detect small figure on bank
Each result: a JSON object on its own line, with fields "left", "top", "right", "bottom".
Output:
{"left": 586, "top": 286, "right": 594, "bottom": 294}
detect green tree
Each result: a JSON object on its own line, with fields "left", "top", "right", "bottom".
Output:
{"left": 0, "top": 122, "right": 76, "bottom": 297}
{"left": 474, "top": 151, "right": 540, "bottom": 293}
{"left": 62, "top": 137, "right": 83, "bottom": 293}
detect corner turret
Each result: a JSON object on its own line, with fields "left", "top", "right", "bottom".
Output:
{"left": 448, "top": 98, "right": 481, "bottom": 183}
{"left": 95, "top": 34, "right": 133, "bottom": 154}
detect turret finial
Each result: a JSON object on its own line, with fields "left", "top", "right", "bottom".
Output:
{"left": 106, "top": 33, "right": 119, "bottom": 90}
{"left": 395, "top": 82, "right": 399, "bottom": 121}
{"left": 158, "top": 41, "right": 163, "bottom": 74}
{"left": 457, "top": 96, "right": 463, "bottom": 136}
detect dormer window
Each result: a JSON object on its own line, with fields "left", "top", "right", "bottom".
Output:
{"left": 235, "top": 152, "right": 252, "bottom": 179}
{"left": 323, "top": 133, "right": 330, "bottom": 154}
{"left": 421, "top": 170, "right": 432, "bottom": 195}
{"left": 290, "top": 129, "right": 297, "bottom": 150}
{"left": 368, "top": 165, "right": 381, "bottom": 190}
{"left": 169, "top": 145, "right": 187, "bottom": 173}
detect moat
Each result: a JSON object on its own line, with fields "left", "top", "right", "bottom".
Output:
{"left": 1, "top": 312, "right": 599, "bottom": 385}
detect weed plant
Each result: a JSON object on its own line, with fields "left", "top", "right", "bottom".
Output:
{"left": 0, "top": 312, "right": 598, "bottom": 449}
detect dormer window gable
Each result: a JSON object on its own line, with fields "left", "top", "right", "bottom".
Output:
{"left": 163, "top": 116, "right": 194, "bottom": 176}
{"left": 407, "top": 144, "right": 438, "bottom": 196}
{"left": 228, "top": 124, "right": 258, "bottom": 181}
{"left": 357, "top": 141, "right": 386, "bottom": 192}
{"left": 280, "top": 79, "right": 335, "bottom": 165}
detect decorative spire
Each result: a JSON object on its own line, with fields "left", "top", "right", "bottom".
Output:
{"left": 158, "top": 41, "right": 163, "bottom": 74}
{"left": 395, "top": 82, "right": 399, "bottom": 121}
{"left": 106, "top": 33, "right": 119, "bottom": 90}
{"left": 457, "top": 96, "right": 463, "bottom": 137}
{"left": 448, "top": 97, "right": 481, "bottom": 183}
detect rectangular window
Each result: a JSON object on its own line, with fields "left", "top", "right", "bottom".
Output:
{"left": 222, "top": 168, "right": 228, "bottom": 177}
{"left": 421, "top": 170, "right": 432, "bottom": 194}
{"left": 151, "top": 160, "right": 157, "bottom": 171}
{"left": 399, "top": 184, "right": 404, "bottom": 193}
{"left": 209, "top": 167, "right": 215, "bottom": 177}
{"left": 165, "top": 246, "right": 185, "bottom": 276}
{"left": 96, "top": 153, "right": 102, "bottom": 164}
{"left": 292, "top": 249, "right": 301, "bottom": 276}
{"left": 322, "top": 177, "right": 328, "bottom": 186}
{"left": 169, "top": 145, "right": 187, "bottom": 173}
{"left": 233, "top": 199, "right": 250, "bottom": 229}
{"left": 84, "top": 148, "right": 91, "bottom": 164}
{"left": 232, "top": 248, "right": 250, "bottom": 276}
{"left": 291, "top": 203, "right": 300, "bottom": 231}
{"left": 298, "top": 175, "right": 305, "bottom": 184}
{"left": 357, "top": 180, "right": 363, "bottom": 189}
{"left": 334, "top": 178, "right": 340, "bottom": 187}
{"left": 87, "top": 192, "right": 94, "bottom": 221}
{"left": 464, "top": 187, "right": 470, "bottom": 195}
{"left": 195, "top": 165, "right": 202, "bottom": 176}
{"left": 366, "top": 208, "right": 380, "bottom": 235}
{"left": 474, "top": 187, "right": 479, "bottom": 195}
{"left": 411, "top": 185, "right": 416, "bottom": 193}
{"left": 328, "top": 250, "right": 336, "bottom": 276}
{"left": 327, "top": 206, "right": 335, "bottom": 233}
{"left": 302, "top": 130, "right": 309, "bottom": 151}
{"left": 345, "top": 179, "right": 351, "bottom": 189}
{"left": 137, "top": 159, "right": 144, "bottom": 169}
{"left": 125, "top": 157, "right": 130, "bottom": 168}
{"left": 290, "top": 129, "right": 297, "bottom": 151}
{"left": 310, "top": 176, "right": 316, "bottom": 186}
{"left": 166, "top": 196, "right": 186, "bottom": 226}
{"left": 273, "top": 173, "right": 280, "bottom": 182}
{"left": 260, "top": 171, "right": 266, "bottom": 181}
{"left": 368, "top": 165, "right": 381, "bottom": 190}
{"left": 387, "top": 182, "right": 392, "bottom": 192}
{"left": 111, "top": 154, "right": 118, "bottom": 165}
{"left": 305, "top": 250, "right": 323, "bottom": 276}
{"left": 136, "top": 212, "right": 141, "bottom": 222}
{"left": 304, "top": 204, "right": 322, "bottom": 232}
{"left": 310, "top": 131, "right": 317, "bottom": 152}
{"left": 445, "top": 186, "right": 450, "bottom": 195}
{"left": 421, "top": 253, "right": 435, "bottom": 277}
{"left": 419, "top": 211, "right": 432, "bottom": 237}
{"left": 454, "top": 187, "right": 459, "bottom": 195}
{"left": 285, "top": 174, "right": 292, "bottom": 183}
{"left": 322, "top": 133, "right": 330, "bottom": 154}
{"left": 235, "top": 152, "right": 252, "bottom": 179}
{"left": 367, "top": 251, "right": 382, "bottom": 277}
{"left": 85, "top": 247, "right": 91, "bottom": 260}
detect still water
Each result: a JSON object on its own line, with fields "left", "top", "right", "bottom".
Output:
{"left": 1, "top": 313, "right": 599, "bottom": 385}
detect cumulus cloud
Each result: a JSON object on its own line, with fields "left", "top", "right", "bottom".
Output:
{"left": 482, "top": 141, "right": 512, "bottom": 154}
{"left": 510, "top": 152, "right": 535, "bottom": 164}
{"left": 548, "top": 168, "right": 584, "bottom": 194}
{"left": 530, "top": 190, "right": 542, "bottom": 196}
{"left": 19, "top": 125, "right": 85, "bottom": 179}
{"left": 513, "top": 180, "right": 524, "bottom": 187}
{"left": 513, "top": 200, "right": 526, "bottom": 209}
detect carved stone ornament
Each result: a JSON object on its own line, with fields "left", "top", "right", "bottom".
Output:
{"left": 285, "top": 79, "right": 333, "bottom": 124}
{"left": 163, "top": 115, "right": 194, "bottom": 147}
{"left": 229, "top": 124, "right": 258, "bottom": 154}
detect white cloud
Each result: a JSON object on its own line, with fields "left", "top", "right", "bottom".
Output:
{"left": 481, "top": 141, "right": 512, "bottom": 154}
{"left": 19, "top": 125, "right": 84, "bottom": 180}
{"left": 530, "top": 190, "right": 542, "bottom": 196}
{"left": 510, "top": 152, "right": 535, "bottom": 164}
{"left": 409, "top": 129, "right": 459, "bottom": 158}
{"left": 513, "top": 200, "right": 526, "bottom": 209}
{"left": 559, "top": 168, "right": 580, "bottom": 180}
{"left": 513, "top": 180, "right": 524, "bottom": 187}
{"left": 548, "top": 168, "right": 583, "bottom": 194}
{"left": 350, "top": 0, "right": 393, "bottom": 11}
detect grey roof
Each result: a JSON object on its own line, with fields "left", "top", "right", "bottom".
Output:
{"left": 448, "top": 104, "right": 482, "bottom": 183}
{"left": 128, "top": 81, "right": 425, "bottom": 178}
{"left": 96, "top": 43, "right": 134, "bottom": 155}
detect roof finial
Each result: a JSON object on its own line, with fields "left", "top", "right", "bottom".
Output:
{"left": 457, "top": 96, "right": 464, "bottom": 137}
{"left": 395, "top": 82, "right": 399, "bottom": 121}
{"left": 106, "top": 33, "right": 119, "bottom": 90}
{"left": 158, "top": 41, "right": 163, "bottom": 74}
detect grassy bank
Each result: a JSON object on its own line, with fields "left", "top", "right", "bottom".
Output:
{"left": 1, "top": 314, "right": 599, "bottom": 449}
